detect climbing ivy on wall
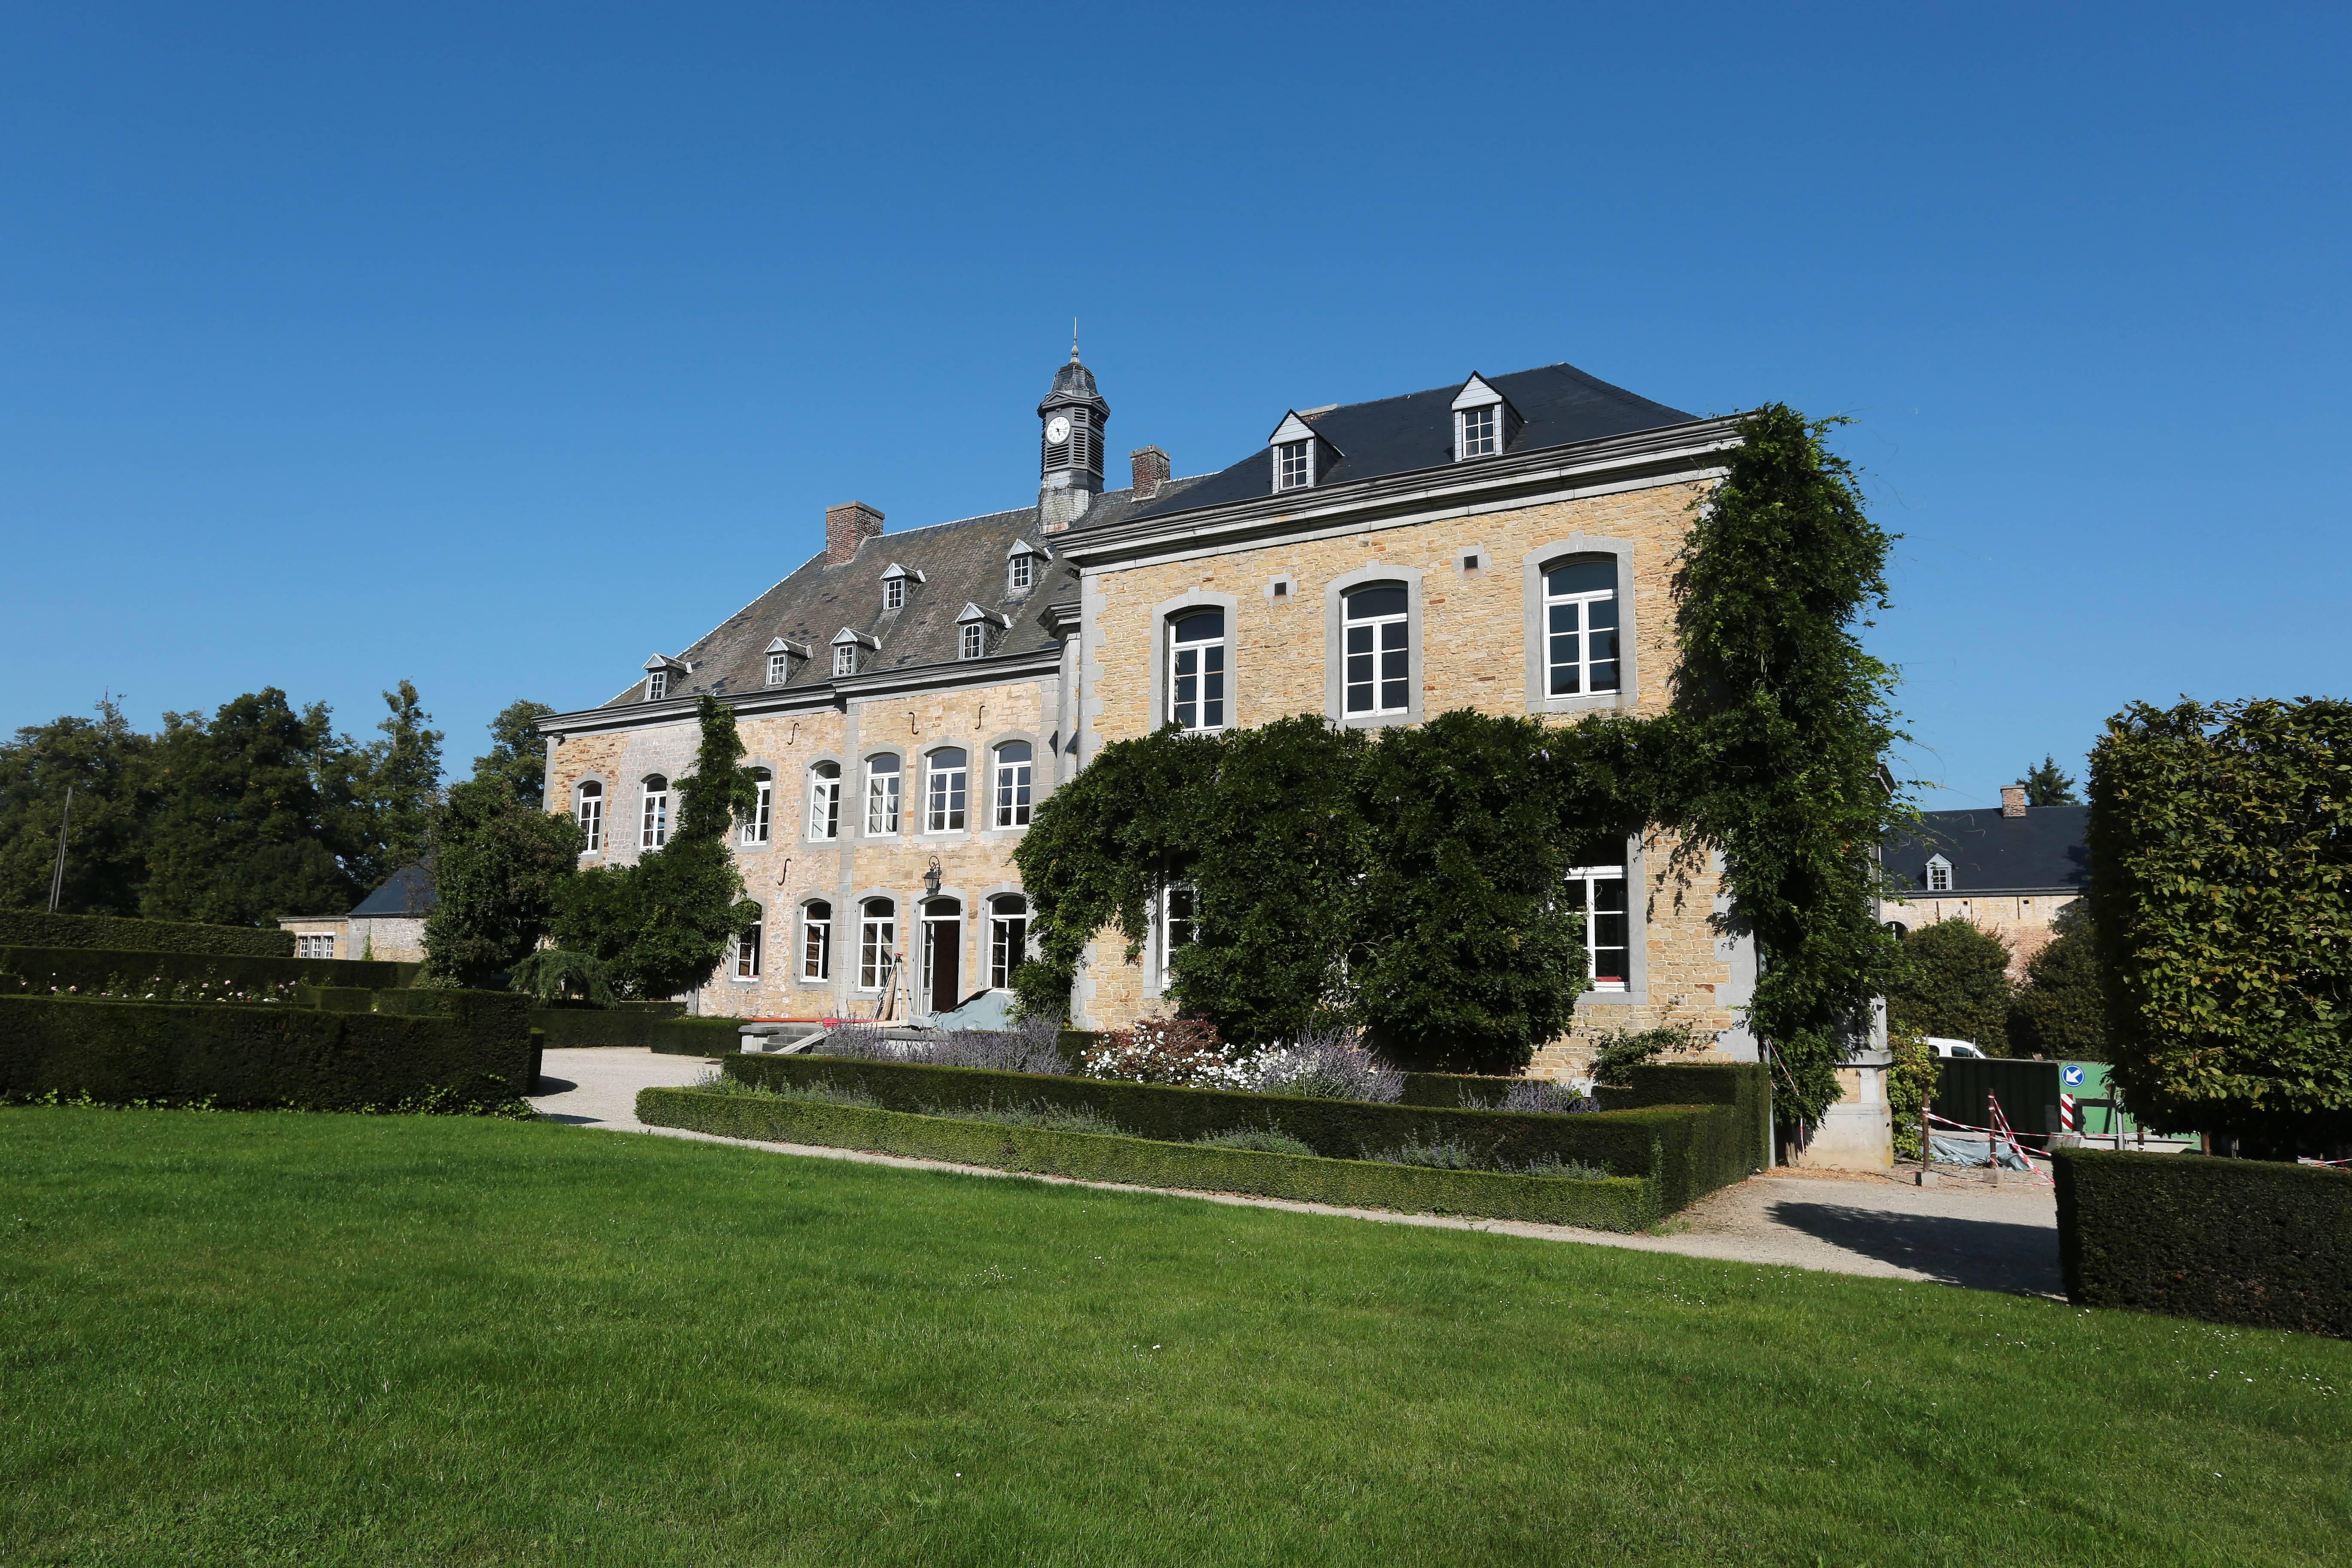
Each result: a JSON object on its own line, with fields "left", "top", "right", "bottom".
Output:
{"left": 1017, "top": 405, "right": 1906, "bottom": 1122}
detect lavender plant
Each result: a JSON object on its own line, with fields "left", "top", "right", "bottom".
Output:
{"left": 1246, "top": 1027, "right": 1405, "bottom": 1104}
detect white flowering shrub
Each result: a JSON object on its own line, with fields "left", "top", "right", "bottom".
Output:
{"left": 1079, "top": 1019, "right": 1260, "bottom": 1089}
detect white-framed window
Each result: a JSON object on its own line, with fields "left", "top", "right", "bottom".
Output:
{"left": 925, "top": 747, "right": 968, "bottom": 833}
{"left": 885, "top": 576, "right": 905, "bottom": 611}
{"left": 734, "top": 917, "right": 762, "bottom": 980}
{"left": 1458, "top": 403, "right": 1499, "bottom": 459}
{"left": 1342, "top": 584, "right": 1411, "bottom": 716}
{"left": 833, "top": 642, "right": 857, "bottom": 677}
{"left": 989, "top": 894, "right": 1029, "bottom": 989}
{"left": 807, "top": 762, "right": 841, "bottom": 841}
{"left": 645, "top": 670, "right": 668, "bottom": 701}
{"left": 1926, "top": 855, "right": 1953, "bottom": 893}
{"left": 1169, "top": 610, "right": 1227, "bottom": 731}
{"left": 1566, "top": 864, "right": 1630, "bottom": 991}
{"left": 640, "top": 775, "right": 670, "bottom": 849}
{"left": 1544, "top": 557, "right": 1621, "bottom": 698}
{"left": 992, "top": 740, "right": 1033, "bottom": 828}
{"left": 800, "top": 900, "right": 833, "bottom": 981}
{"left": 960, "top": 622, "right": 985, "bottom": 660}
{"left": 858, "top": 897, "right": 896, "bottom": 992}
{"left": 576, "top": 780, "right": 604, "bottom": 853}
{"left": 1009, "top": 553, "right": 1034, "bottom": 591}
{"left": 295, "top": 934, "right": 335, "bottom": 959}
{"left": 742, "top": 770, "right": 773, "bottom": 846}
{"left": 1277, "top": 440, "right": 1311, "bottom": 490}
{"left": 766, "top": 651, "right": 790, "bottom": 685}
{"left": 1160, "top": 885, "right": 1197, "bottom": 987}
{"left": 864, "top": 754, "right": 901, "bottom": 836}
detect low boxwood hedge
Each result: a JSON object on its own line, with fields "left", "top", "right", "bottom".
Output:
{"left": 0, "top": 990, "right": 535, "bottom": 1112}
{"left": 636, "top": 1087, "right": 1659, "bottom": 1231}
{"left": 2055, "top": 1148, "right": 2352, "bottom": 1338}
{"left": 721, "top": 1054, "right": 1765, "bottom": 1215}
{"left": 0, "top": 946, "right": 420, "bottom": 998}
{"left": 530, "top": 1009, "right": 745, "bottom": 1055}
{"left": 0, "top": 909, "right": 295, "bottom": 957}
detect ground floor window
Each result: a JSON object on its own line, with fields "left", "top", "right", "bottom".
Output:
{"left": 734, "top": 919, "right": 761, "bottom": 980}
{"left": 295, "top": 934, "right": 334, "bottom": 959}
{"left": 989, "top": 894, "right": 1028, "bottom": 989}
{"left": 1566, "top": 864, "right": 1629, "bottom": 990}
{"left": 801, "top": 901, "right": 832, "bottom": 981}
{"left": 858, "top": 898, "right": 896, "bottom": 992}
{"left": 1159, "top": 885, "right": 1196, "bottom": 988}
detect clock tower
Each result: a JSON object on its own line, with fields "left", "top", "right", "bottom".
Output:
{"left": 1037, "top": 340, "right": 1109, "bottom": 532}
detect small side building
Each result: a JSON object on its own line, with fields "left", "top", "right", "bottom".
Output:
{"left": 275, "top": 864, "right": 437, "bottom": 963}
{"left": 1880, "top": 786, "right": 2087, "bottom": 976}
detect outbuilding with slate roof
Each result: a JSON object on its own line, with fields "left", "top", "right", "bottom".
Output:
{"left": 1880, "top": 785, "right": 2089, "bottom": 977}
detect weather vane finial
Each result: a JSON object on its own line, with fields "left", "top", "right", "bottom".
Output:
{"left": 1070, "top": 318, "right": 1080, "bottom": 361}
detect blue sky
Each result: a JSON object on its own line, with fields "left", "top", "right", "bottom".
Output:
{"left": 3, "top": 3, "right": 2344, "bottom": 807}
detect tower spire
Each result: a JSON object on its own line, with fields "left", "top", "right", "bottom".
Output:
{"left": 1071, "top": 318, "right": 1080, "bottom": 361}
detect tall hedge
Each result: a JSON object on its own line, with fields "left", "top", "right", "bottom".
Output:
{"left": 0, "top": 945, "right": 418, "bottom": 996}
{"left": 2088, "top": 698, "right": 2352, "bottom": 1151}
{"left": 0, "top": 908, "right": 295, "bottom": 957}
{"left": 2056, "top": 1148, "right": 2352, "bottom": 1338}
{"left": 0, "top": 991, "right": 534, "bottom": 1111}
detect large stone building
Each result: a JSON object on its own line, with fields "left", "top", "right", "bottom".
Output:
{"left": 1880, "top": 786, "right": 2089, "bottom": 977}
{"left": 534, "top": 349, "right": 1762, "bottom": 1078}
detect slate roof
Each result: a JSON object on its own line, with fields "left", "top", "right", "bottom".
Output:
{"left": 349, "top": 862, "right": 438, "bottom": 917}
{"left": 1123, "top": 361, "right": 1698, "bottom": 522}
{"left": 1882, "top": 806, "right": 2090, "bottom": 897}
{"left": 595, "top": 479, "right": 1209, "bottom": 710}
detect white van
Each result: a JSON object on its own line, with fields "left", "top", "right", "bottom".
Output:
{"left": 1925, "top": 1037, "right": 1987, "bottom": 1059}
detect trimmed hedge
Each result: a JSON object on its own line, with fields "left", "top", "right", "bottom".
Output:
{"left": 0, "top": 909, "right": 294, "bottom": 957}
{"left": 2056, "top": 1148, "right": 2352, "bottom": 1338}
{"left": 722, "top": 1054, "right": 1766, "bottom": 1216}
{"left": 0, "top": 946, "right": 419, "bottom": 998}
{"left": 637, "top": 1088, "right": 1658, "bottom": 1231}
{"left": 530, "top": 1009, "right": 744, "bottom": 1055}
{"left": 0, "top": 991, "right": 535, "bottom": 1112}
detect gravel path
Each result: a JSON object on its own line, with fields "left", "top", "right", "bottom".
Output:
{"left": 528, "top": 1048, "right": 2061, "bottom": 1298}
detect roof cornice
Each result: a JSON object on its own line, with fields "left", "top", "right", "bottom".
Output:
{"left": 535, "top": 648, "right": 1063, "bottom": 738}
{"left": 1069, "top": 416, "right": 1744, "bottom": 568}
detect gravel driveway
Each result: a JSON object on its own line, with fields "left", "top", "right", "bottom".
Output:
{"left": 528, "top": 1048, "right": 2061, "bottom": 1298}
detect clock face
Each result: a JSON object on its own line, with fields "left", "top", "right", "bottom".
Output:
{"left": 1044, "top": 416, "right": 1071, "bottom": 444}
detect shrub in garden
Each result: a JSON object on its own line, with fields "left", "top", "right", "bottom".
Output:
{"left": 1193, "top": 1126, "right": 1315, "bottom": 1156}
{"left": 2007, "top": 901, "right": 2107, "bottom": 1062}
{"left": 1590, "top": 1025, "right": 1696, "bottom": 1087}
{"left": 1886, "top": 918, "right": 2014, "bottom": 1052}
{"left": 1079, "top": 1019, "right": 1259, "bottom": 1089}
{"left": 1246, "top": 1027, "right": 1405, "bottom": 1104}
{"left": 1489, "top": 1078, "right": 1599, "bottom": 1115}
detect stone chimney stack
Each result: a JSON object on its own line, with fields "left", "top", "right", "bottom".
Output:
{"left": 2000, "top": 784, "right": 2027, "bottom": 818}
{"left": 825, "top": 501, "right": 885, "bottom": 564}
{"left": 1130, "top": 446, "right": 1170, "bottom": 499}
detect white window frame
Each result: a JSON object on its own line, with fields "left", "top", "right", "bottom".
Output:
{"left": 1926, "top": 855, "right": 1953, "bottom": 893}
{"left": 799, "top": 900, "right": 832, "bottom": 982}
{"left": 864, "top": 754, "right": 901, "bottom": 837}
{"left": 960, "top": 622, "right": 985, "bottom": 660}
{"left": 884, "top": 576, "right": 905, "bottom": 611}
{"left": 1341, "top": 583, "right": 1411, "bottom": 718}
{"left": 645, "top": 669, "right": 668, "bottom": 701}
{"left": 741, "top": 771, "right": 773, "bottom": 846}
{"left": 766, "top": 651, "right": 790, "bottom": 686}
{"left": 576, "top": 780, "right": 604, "bottom": 854}
{"left": 857, "top": 899, "right": 896, "bottom": 992}
{"left": 833, "top": 642, "right": 857, "bottom": 677}
{"left": 1168, "top": 610, "right": 1228, "bottom": 733}
{"left": 988, "top": 894, "right": 1028, "bottom": 989}
{"left": 925, "top": 748, "right": 968, "bottom": 834}
{"left": 1543, "top": 557, "right": 1621, "bottom": 699}
{"left": 640, "top": 777, "right": 669, "bottom": 850}
{"left": 295, "top": 934, "right": 335, "bottom": 959}
{"left": 1566, "top": 864, "right": 1630, "bottom": 992}
{"left": 1009, "top": 553, "right": 1034, "bottom": 591}
{"left": 1276, "top": 440, "right": 1311, "bottom": 490}
{"left": 1458, "top": 403, "right": 1499, "bottom": 459}
{"left": 806, "top": 762, "right": 841, "bottom": 841}
{"left": 734, "top": 916, "right": 762, "bottom": 980}
{"left": 1159, "top": 884, "right": 1197, "bottom": 989}
{"left": 992, "top": 741, "right": 1033, "bottom": 828}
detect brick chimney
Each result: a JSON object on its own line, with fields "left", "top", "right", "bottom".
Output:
{"left": 825, "top": 501, "right": 884, "bottom": 564}
{"left": 1130, "top": 445, "right": 1171, "bottom": 499}
{"left": 2000, "top": 784, "right": 2027, "bottom": 817}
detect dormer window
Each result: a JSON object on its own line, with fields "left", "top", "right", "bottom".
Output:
{"left": 961, "top": 622, "right": 986, "bottom": 659}
{"left": 1266, "top": 411, "right": 1338, "bottom": 495}
{"left": 1278, "top": 441, "right": 1310, "bottom": 489}
{"left": 762, "top": 636, "right": 809, "bottom": 687}
{"left": 640, "top": 655, "right": 686, "bottom": 702}
{"left": 1010, "top": 553, "right": 1033, "bottom": 591}
{"left": 646, "top": 670, "right": 668, "bottom": 701}
{"left": 885, "top": 576, "right": 904, "bottom": 611}
{"left": 1459, "top": 403, "right": 1497, "bottom": 457}
{"left": 834, "top": 643, "right": 857, "bottom": 677}
{"left": 1450, "top": 373, "right": 1521, "bottom": 462}
{"left": 956, "top": 604, "right": 1008, "bottom": 661}
{"left": 1925, "top": 854, "right": 1953, "bottom": 893}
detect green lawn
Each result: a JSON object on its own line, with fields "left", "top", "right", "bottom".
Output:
{"left": 3, "top": 1111, "right": 2346, "bottom": 1567}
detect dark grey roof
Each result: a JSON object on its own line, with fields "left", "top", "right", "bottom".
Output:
{"left": 350, "top": 862, "right": 437, "bottom": 917}
{"left": 1882, "top": 806, "right": 2090, "bottom": 896}
{"left": 598, "top": 481, "right": 1206, "bottom": 710}
{"left": 1123, "top": 361, "right": 1698, "bottom": 522}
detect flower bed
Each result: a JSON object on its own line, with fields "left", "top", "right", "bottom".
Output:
{"left": 635, "top": 1086, "right": 1660, "bottom": 1230}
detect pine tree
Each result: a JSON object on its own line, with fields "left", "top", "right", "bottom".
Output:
{"left": 2017, "top": 753, "right": 2080, "bottom": 807}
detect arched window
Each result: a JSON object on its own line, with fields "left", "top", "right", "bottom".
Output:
{"left": 807, "top": 761, "right": 841, "bottom": 841}
{"left": 741, "top": 769, "right": 773, "bottom": 846}
{"left": 1544, "top": 557, "right": 1619, "bottom": 697}
{"left": 576, "top": 780, "right": 604, "bottom": 854}
{"left": 800, "top": 900, "right": 833, "bottom": 981}
{"left": 1160, "top": 885, "right": 1198, "bottom": 987}
{"left": 921, "top": 896, "right": 963, "bottom": 1013}
{"left": 960, "top": 622, "right": 986, "bottom": 660}
{"left": 864, "top": 754, "right": 901, "bottom": 836}
{"left": 992, "top": 741, "right": 1033, "bottom": 828}
{"left": 925, "top": 748, "right": 968, "bottom": 833}
{"left": 1566, "top": 862, "right": 1628, "bottom": 991}
{"left": 734, "top": 913, "right": 762, "bottom": 980}
{"left": 640, "top": 775, "right": 670, "bottom": 849}
{"left": 1342, "top": 584, "right": 1410, "bottom": 716}
{"left": 989, "top": 894, "right": 1029, "bottom": 989}
{"left": 1168, "top": 610, "right": 1227, "bottom": 731}
{"left": 858, "top": 897, "right": 896, "bottom": 992}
